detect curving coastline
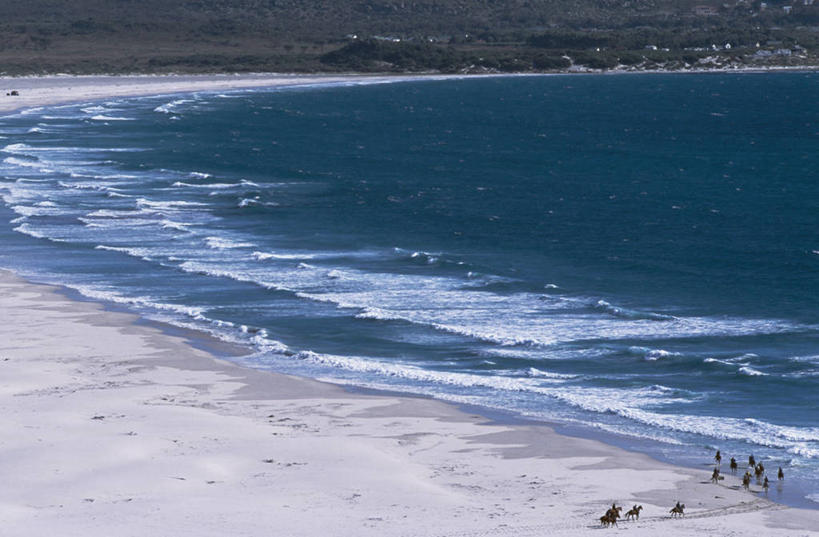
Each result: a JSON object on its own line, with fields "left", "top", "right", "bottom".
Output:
{"left": 1, "top": 74, "right": 818, "bottom": 536}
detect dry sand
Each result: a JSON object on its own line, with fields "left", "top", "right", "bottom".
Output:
{"left": 0, "top": 73, "right": 460, "bottom": 114}
{"left": 1, "top": 75, "right": 818, "bottom": 536}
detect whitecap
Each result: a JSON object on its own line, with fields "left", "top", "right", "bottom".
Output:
{"left": 136, "top": 198, "right": 207, "bottom": 210}
{"left": 595, "top": 299, "right": 675, "bottom": 321}
{"left": 295, "top": 350, "right": 570, "bottom": 391}
{"left": 173, "top": 182, "right": 240, "bottom": 189}
{"left": 252, "top": 250, "right": 317, "bottom": 261}
{"left": 160, "top": 220, "right": 191, "bottom": 231}
{"left": 94, "top": 245, "right": 154, "bottom": 261}
{"left": 90, "top": 115, "right": 135, "bottom": 121}
{"left": 154, "top": 99, "right": 194, "bottom": 114}
{"left": 13, "top": 223, "right": 66, "bottom": 242}
{"left": 738, "top": 366, "right": 767, "bottom": 376}
{"left": 525, "top": 367, "right": 575, "bottom": 379}
{"left": 3, "top": 156, "right": 48, "bottom": 170}
{"left": 204, "top": 236, "right": 256, "bottom": 250}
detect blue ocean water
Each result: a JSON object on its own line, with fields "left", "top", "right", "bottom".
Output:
{"left": 1, "top": 74, "right": 818, "bottom": 505}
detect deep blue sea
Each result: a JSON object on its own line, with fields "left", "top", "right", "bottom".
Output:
{"left": 1, "top": 73, "right": 817, "bottom": 506}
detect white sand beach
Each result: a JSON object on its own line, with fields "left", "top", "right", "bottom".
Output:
{"left": 0, "top": 73, "right": 464, "bottom": 114}
{"left": 1, "top": 75, "right": 818, "bottom": 536}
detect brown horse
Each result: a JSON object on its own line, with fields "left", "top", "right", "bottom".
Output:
{"left": 711, "top": 467, "right": 721, "bottom": 483}
{"left": 742, "top": 472, "right": 751, "bottom": 491}
{"left": 607, "top": 504, "right": 622, "bottom": 516}
{"left": 670, "top": 503, "right": 685, "bottom": 518}
{"left": 625, "top": 505, "right": 643, "bottom": 520}
{"left": 714, "top": 450, "right": 721, "bottom": 465}
{"left": 778, "top": 467, "right": 785, "bottom": 480}
{"left": 729, "top": 457, "right": 738, "bottom": 473}
{"left": 600, "top": 513, "right": 617, "bottom": 527}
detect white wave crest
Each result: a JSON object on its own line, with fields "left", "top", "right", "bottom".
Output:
{"left": 136, "top": 198, "right": 207, "bottom": 210}
{"left": 90, "top": 115, "right": 134, "bottom": 121}
{"left": 525, "top": 367, "right": 575, "bottom": 379}
{"left": 296, "top": 351, "right": 570, "bottom": 391}
{"left": 738, "top": 366, "right": 767, "bottom": 376}
{"left": 3, "top": 156, "right": 48, "bottom": 170}
{"left": 160, "top": 220, "right": 191, "bottom": 231}
{"left": 94, "top": 245, "right": 154, "bottom": 261}
{"left": 154, "top": 99, "right": 194, "bottom": 114}
{"left": 204, "top": 236, "right": 256, "bottom": 250}
{"left": 13, "top": 223, "right": 66, "bottom": 242}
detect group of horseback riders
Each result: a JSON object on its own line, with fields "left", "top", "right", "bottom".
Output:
{"left": 598, "top": 449, "right": 786, "bottom": 527}
{"left": 598, "top": 503, "right": 643, "bottom": 527}
{"left": 712, "top": 450, "right": 784, "bottom": 494}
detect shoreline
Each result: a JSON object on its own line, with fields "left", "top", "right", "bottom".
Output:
{"left": 3, "top": 268, "right": 818, "bottom": 536}
{"left": 2, "top": 67, "right": 818, "bottom": 113}
{"left": 1, "top": 74, "right": 818, "bottom": 534}
{"left": 0, "top": 73, "right": 475, "bottom": 115}
{"left": 34, "top": 266, "right": 819, "bottom": 512}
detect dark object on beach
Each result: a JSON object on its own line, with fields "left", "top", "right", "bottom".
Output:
{"left": 625, "top": 505, "right": 643, "bottom": 520}
{"left": 763, "top": 476, "right": 770, "bottom": 493}
{"left": 778, "top": 467, "right": 785, "bottom": 480}
{"left": 730, "top": 457, "right": 738, "bottom": 473}
{"left": 670, "top": 502, "right": 685, "bottom": 518}
{"left": 755, "top": 462, "right": 765, "bottom": 479}
{"left": 7, "top": 90, "right": 19, "bottom": 96}
{"left": 599, "top": 512, "right": 617, "bottom": 527}
{"left": 711, "top": 467, "right": 721, "bottom": 483}
{"left": 714, "top": 450, "right": 721, "bottom": 465}
{"left": 749, "top": 454, "right": 756, "bottom": 467}
{"left": 600, "top": 504, "right": 621, "bottom": 526}
{"left": 742, "top": 472, "right": 752, "bottom": 491}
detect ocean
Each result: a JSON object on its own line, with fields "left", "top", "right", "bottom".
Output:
{"left": 1, "top": 73, "right": 817, "bottom": 506}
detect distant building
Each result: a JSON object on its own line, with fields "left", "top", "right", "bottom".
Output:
{"left": 693, "top": 5, "right": 720, "bottom": 15}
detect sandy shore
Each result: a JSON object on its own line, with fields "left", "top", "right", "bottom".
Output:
{"left": 1, "top": 74, "right": 818, "bottom": 535}
{"left": 3, "top": 273, "right": 818, "bottom": 537}
{"left": 0, "top": 73, "right": 464, "bottom": 114}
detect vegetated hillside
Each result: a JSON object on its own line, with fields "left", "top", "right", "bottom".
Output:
{"left": 0, "top": 0, "right": 817, "bottom": 74}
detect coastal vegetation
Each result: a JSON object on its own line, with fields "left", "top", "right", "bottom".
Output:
{"left": 0, "top": 0, "right": 817, "bottom": 74}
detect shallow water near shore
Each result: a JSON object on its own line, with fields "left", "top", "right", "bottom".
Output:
{"left": 1, "top": 73, "right": 817, "bottom": 507}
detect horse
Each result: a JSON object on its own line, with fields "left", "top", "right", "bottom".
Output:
{"left": 742, "top": 472, "right": 751, "bottom": 491}
{"left": 711, "top": 467, "right": 721, "bottom": 483}
{"left": 749, "top": 454, "right": 756, "bottom": 468}
{"left": 670, "top": 503, "right": 685, "bottom": 518}
{"left": 778, "top": 467, "right": 784, "bottom": 480}
{"left": 729, "top": 457, "right": 738, "bottom": 473}
{"left": 714, "top": 450, "right": 721, "bottom": 465}
{"left": 625, "top": 505, "right": 643, "bottom": 520}
{"left": 605, "top": 505, "right": 622, "bottom": 520}
{"left": 600, "top": 513, "right": 617, "bottom": 527}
